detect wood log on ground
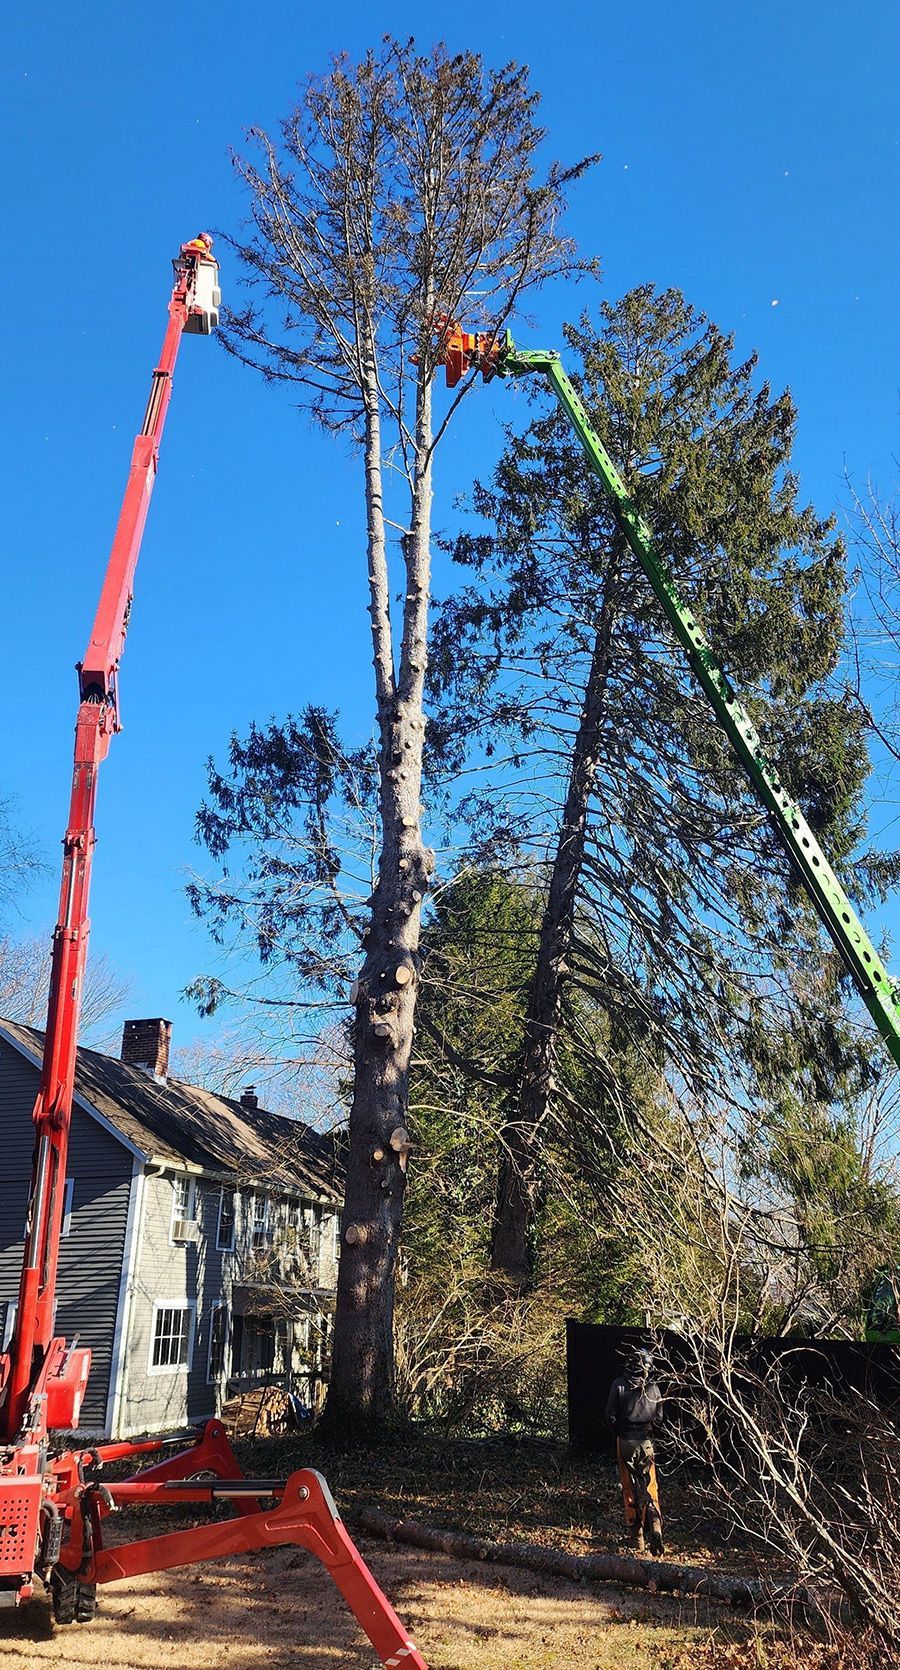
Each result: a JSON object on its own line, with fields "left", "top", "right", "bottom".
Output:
{"left": 352, "top": 1505, "right": 789, "bottom": 1610}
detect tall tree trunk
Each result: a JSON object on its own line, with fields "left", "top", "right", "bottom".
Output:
{"left": 324, "top": 358, "right": 434, "bottom": 1429}
{"left": 491, "top": 598, "right": 617, "bottom": 1289}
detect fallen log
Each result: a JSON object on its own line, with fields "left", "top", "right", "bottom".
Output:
{"left": 352, "top": 1505, "right": 784, "bottom": 1610}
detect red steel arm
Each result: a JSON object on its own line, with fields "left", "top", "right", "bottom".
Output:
{"left": 65, "top": 1467, "right": 428, "bottom": 1669}
{"left": 1, "top": 241, "right": 219, "bottom": 1441}
{"left": 0, "top": 252, "right": 427, "bottom": 1667}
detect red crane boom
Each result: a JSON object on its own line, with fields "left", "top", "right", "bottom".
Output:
{"left": 0, "top": 239, "right": 427, "bottom": 1668}
{"left": 2, "top": 238, "right": 220, "bottom": 1442}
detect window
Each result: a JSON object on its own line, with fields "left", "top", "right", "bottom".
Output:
{"left": 230, "top": 1312, "right": 278, "bottom": 1379}
{"left": 230, "top": 1312, "right": 243, "bottom": 1378}
{"left": 216, "top": 1188, "right": 236, "bottom": 1252}
{"left": 170, "top": 1174, "right": 197, "bottom": 1242}
{"left": 171, "top": 1174, "right": 196, "bottom": 1221}
{"left": 150, "top": 1303, "right": 194, "bottom": 1371}
{"left": 207, "top": 1304, "right": 229, "bottom": 1382}
{"left": 2, "top": 1303, "right": 17, "bottom": 1352}
{"left": 305, "top": 1206, "right": 322, "bottom": 1277}
{"left": 249, "top": 1194, "right": 271, "bottom": 1252}
{"left": 284, "top": 1199, "right": 303, "bottom": 1248}
{"left": 61, "top": 1178, "right": 74, "bottom": 1238}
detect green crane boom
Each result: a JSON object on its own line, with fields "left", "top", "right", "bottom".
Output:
{"left": 440, "top": 323, "right": 900, "bottom": 1068}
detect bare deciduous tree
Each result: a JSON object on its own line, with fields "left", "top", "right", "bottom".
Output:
{"left": 669, "top": 1327, "right": 900, "bottom": 1652}
{"left": 847, "top": 480, "right": 900, "bottom": 765}
{"left": 0, "top": 933, "right": 131, "bottom": 1049}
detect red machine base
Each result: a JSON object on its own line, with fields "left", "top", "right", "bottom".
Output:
{"left": 48, "top": 1420, "right": 428, "bottom": 1668}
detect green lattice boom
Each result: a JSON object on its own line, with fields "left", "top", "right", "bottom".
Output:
{"left": 496, "top": 341, "right": 900, "bottom": 1069}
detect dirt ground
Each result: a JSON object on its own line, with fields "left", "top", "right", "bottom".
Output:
{"left": 0, "top": 1537, "right": 725, "bottom": 1670}
{"left": 0, "top": 1435, "right": 800, "bottom": 1669}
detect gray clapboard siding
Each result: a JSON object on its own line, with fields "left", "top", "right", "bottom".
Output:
{"left": 119, "top": 1179, "right": 341, "bottom": 1432}
{"left": 117, "top": 1171, "right": 225, "bottom": 1432}
{"left": 188, "top": 1181, "right": 233, "bottom": 1418}
{"left": 0, "top": 1038, "right": 134, "bottom": 1431}
{"left": 0, "top": 1026, "right": 343, "bottom": 1440}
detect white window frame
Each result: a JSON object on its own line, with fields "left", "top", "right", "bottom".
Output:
{"left": 148, "top": 1300, "right": 196, "bottom": 1375}
{"left": 206, "top": 1302, "right": 230, "bottom": 1383}
{"left": 249, "top": 1193, "right": 271, "bottom": 1252}
{"left": 61, "top": 1177, "right": 75, "bottom": 1238}
{"left": 305, "top": 1205, "right": 321, "bottom": 1279}
{"left": 169, "top": 1174, "right": 197, "bottom": 1245}
{"left": 216, "top": 1187, "right": 236, "bottom": 1252}
{"left": 2, "top": 1302, "right": 17, "bottom": 1352}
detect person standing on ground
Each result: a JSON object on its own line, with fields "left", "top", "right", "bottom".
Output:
{"left": 605, "top": 1346, "right": 664, "bottom": 1555}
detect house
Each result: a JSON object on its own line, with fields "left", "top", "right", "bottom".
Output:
{"left": 0, "top": 1016, "right": 343, "bottom": 1438}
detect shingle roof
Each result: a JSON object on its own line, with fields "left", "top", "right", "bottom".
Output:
{"left": 0, "top": 1019, "right": 342, "bottom": 1205}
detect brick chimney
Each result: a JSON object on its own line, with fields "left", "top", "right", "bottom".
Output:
{"left": 121, "top": 1018, "right": 172, "bottom": 1079}
{"left": 240, "top": 1085, "right": 259, "bottom": 1110}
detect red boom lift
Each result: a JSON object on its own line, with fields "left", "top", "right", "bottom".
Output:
{"left": 0, "top": 238, "right": 428, "bottom": 1668}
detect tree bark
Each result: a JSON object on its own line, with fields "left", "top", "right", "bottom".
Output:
{"left": 353, "top": 1504, "right": 782, "bottom": 1609}
{"left": 324, "top": 357, "right": 434, "bottom": 1430}
{"left": 492, "top": 596, "right": 617, "bottom": 1288}
{"left": 217, "top": 42, "right": 603, "bottom": 1432}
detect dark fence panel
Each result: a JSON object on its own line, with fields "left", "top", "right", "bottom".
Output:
{"left": 566, "top": 1319, "right": 900, "bottom": 1454}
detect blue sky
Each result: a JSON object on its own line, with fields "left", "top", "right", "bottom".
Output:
{"left": 2, "top": 1, "right": 899, "bottom": 1061}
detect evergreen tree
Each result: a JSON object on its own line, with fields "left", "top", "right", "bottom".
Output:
{"left": 430, "top": 285, "right": 891, "bottom": 1288}
{"left": 400, "top": 865, "right": 662, "bottom": 1427}
{"left": 196, "top": 40, "right": 594, "bottom": 1427}
{"left": 406, "top": 866, "right": 539, "bottom": 1272}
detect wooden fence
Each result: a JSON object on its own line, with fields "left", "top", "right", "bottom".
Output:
{"left": 566, "top": 1318, "right": 900, "bottom": 1453}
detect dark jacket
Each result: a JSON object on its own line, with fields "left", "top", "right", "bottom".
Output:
{"left": 605, "top": 1372, "right": 662, "bottom": 1442}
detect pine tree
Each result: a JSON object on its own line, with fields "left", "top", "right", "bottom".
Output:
{"left": 430, "top": 285, "right": 888, "bottom": 1288}
{"left": 194, "top": 40, "right": 594, "bottom": 1427}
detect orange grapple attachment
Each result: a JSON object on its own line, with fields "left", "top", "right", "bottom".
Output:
{"left": 431, "top": 316, "right": 505, "bottom": 386}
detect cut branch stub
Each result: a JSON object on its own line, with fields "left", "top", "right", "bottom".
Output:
{"left": 394, "top": 964, "right": 413, "bottom": 987}
{"left": 344, "top": 1223, "right": 369, "bottom": 1246}
{"left": 387, "top": 1129, "right": 412, "bottom": 1172}
{"left": 349, "top": 979, "right": 361, "bottom": 1004}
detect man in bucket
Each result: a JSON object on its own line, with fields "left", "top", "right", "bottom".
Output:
{"left": 606, "top": 1346, "right": 664, "bottom": 1555}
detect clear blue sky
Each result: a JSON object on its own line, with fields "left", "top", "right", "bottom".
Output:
{"left": 2, "top": 1, "right": 899, "bottom": 1059}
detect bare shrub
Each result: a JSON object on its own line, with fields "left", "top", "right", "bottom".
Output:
{"left": 665, "top": 1328, "right": 900, "bottom": 1650}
